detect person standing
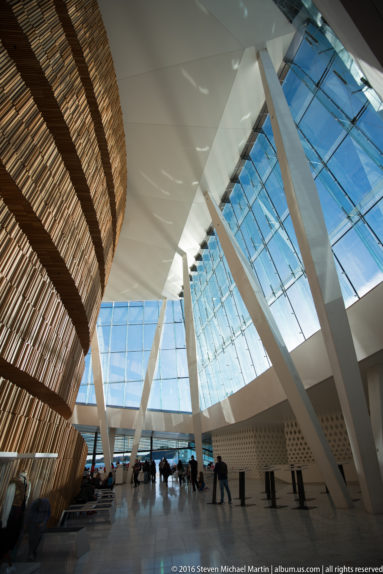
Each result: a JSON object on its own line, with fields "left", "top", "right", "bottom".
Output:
{"left": 214, "top": 455, "right": 232, "bottom": 504}
{"left": 159, "top": 458, "right": 165, "bottom": 482}
{"left": 162, "top": 459, "right": 171, "bottom": 485}
{"left": 177, "top": 460, "right": 185, "bottom": 485}
{"left": 26, "top": 498, "right": 51, "bottom": 561}
{"left": 150, "top": 460, "right": 156, "bottom": 483}
{"left": 143, "top": 460, "right": 150, "bottom": 484}
{"left": 133, "top": 459, "right": 141, "bottom": 488}
{"left": 188, "top": 455, "right": 198, "bottom": 492}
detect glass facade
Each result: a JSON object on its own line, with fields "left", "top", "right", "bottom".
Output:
{"left": 191, "top": 21, "right": 383, "bottom": 410}
{"left": 80, "top": 432, "right": 213, "bottom": 465}
{"left": 77, "top": 300, "right": 191, "bottom": 412}
{"left": 78, "top": 15, "right": 383, "bottom": 414}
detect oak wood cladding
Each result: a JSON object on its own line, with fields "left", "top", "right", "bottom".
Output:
{"left": 0, "top": 0, "right": 126, "bottom": 521}
{"left": 0, "top": 0, "right": 126, "bottom": 419}
{"left": 0, "top": 198, "right": 85, "bottom": 416}
{"left": 0, "top": 377, "right": 87, "bottom": 523}
{"left": 0, "top": 0, "right": 106, "bottom": 289}
{"left": 0, "top": 160, "right": 91, "bottom": 353}
{"left": 54, "top": 0, "right": 118, "bottom": 250}
{"left": 67, "top": 0, "right": 127, "bottom": 247}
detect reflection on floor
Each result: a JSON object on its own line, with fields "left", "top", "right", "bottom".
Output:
{"left": 16, "top": 475, "right": 383, "bottom": 573}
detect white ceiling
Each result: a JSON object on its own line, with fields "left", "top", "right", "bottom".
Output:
{"left": 98, "top": 0, "right": 294, "bottom": 301}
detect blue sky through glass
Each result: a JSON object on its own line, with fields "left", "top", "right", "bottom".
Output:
{"left": 78, "top": 18, "right": 383, "bottom": 413}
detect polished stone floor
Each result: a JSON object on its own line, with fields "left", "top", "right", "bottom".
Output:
{"left": 14, "top": 475, "right": 383, "bottom": 573}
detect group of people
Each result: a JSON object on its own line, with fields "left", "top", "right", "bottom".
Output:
{"left": 85, "top": 454, "right": 232, "bottom": 505}
{"left": 132, "top": 454, "right": 232, "bottom": 503}
{"left": 84, "top": 454, "right": 233, "bottom": 504}
{"left": 133, "top": 459, "right": 156, "bottom": 487}
{"left": 174, "top": 455, "right": 204, "bottom": 491}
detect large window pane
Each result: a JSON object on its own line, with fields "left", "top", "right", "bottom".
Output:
{"left": 128, "top": 302, "right": 144, "bottom": 323}
{"left": 161, "top": 379, "right": 179, "bottom": 411}
{"left": 252, "top": 189, "right": 277, "bottom": 238}
{"left": 110, "top": 325, "right": 127, "bottom": 353}
{"left": 144, "top": 301, "right": 159, "bottom": 322}
{"left": 250, "top": 134, "right": 277, "bottom": 181}
{"left": 98, "top": 305, "right": 112, "bottom": 325}
{"left": 239, "top": 160, "right": 261, "bottom": 205}
{"left": 264, "top": 164, "right": 288, "bottom": 218}
{"left": 143, "top": 323, "right": 156, "bottom": 351}
{"left": 125, "top": 382, "right": 143, "bottom": 409}
{"left": 270, "top": 294, "right": 304, "bottom": 351}
{"left": 108, "top": 353, "right": 126, "bottom": 382}
{"left": 148, "top": 380, "right": 162, "bottom": 410}
{"left": 365, "top": 200, "right": 383, "bottom": 243}
{"left": 299, "top": 97, "right": 346, "bottom": 162}
{"left": 106, "top": 383, "right": 125, "bottom": 407}
{"left": 126, "top": 351, "right": 142, "bottom": 381}
{"left": 112, "top": 305, "right": 129, "bottom": 324}
{"left": 161, "top": 323, "right": 175, "bottom": 349}
{"left": 158, "top": 349, "right": 178, "bottom": 379}
{"left": 128, "top": 324, "right": 143, "bottom": 351}
{"left": 286, "top": 276, "right": 320, "bottom": 339}
{"left": 321, "top": 56, "right": 366, "bottom": 119}
{"left": 328, "top": 136, "right": 383, "bottom": 207}
{"left": 333, "top": 225, "right": 383, "bottom": 296}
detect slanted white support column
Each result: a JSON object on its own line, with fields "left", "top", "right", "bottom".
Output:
{"left": 109, "top": 428, "right": 116, "bottom": 465}
{"left": 203, "top": 190, "right": 351, "bottom": 509}
{"left": 368, "top": 365, "right": 383, "bottom": 479}
{"left": 182, "top": 253, "right": 203, "bottom": 469}
{"left": 258, "top": 47, "right": 383, "bottom": 514}
{"left": 91, "top": 329, "right": 112, "bottom": 473}
{"left": 126, "top": 299, "right": 167, "bottom": 485}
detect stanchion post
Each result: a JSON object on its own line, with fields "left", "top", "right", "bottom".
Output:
{"left": 265, "top": 468, "right": 288, "bottom": 509}
{"left": 270, "top": 471, "right": 277, "bottom": 508}
{"left": 265, "top": 470, "right": 271, "bottom": 499}
{"left": 291, "top": 469, "right": 297, "bottom": 494}
{"left": 296, "top": 469, "right": 306, "bottom": 508}
{"left": 239, "top": 471, "right": 245, "bottom": 507}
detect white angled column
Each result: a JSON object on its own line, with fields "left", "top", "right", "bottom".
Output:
{"left": 368, "top": 365, "right": 383, "bottom": 479}
{"left": 203, "top": 190, "right": 351, "bottom": 509}
{"left": 126, "top": 299, "right": 167, "bottom": 485}
{"left": 182, "top": 253, "right": 204, "bottom": 470}
{"left": 109, "top": 428, "right": 116, "bottom": 465}
{"left": 258, "top": 47, "right": 383, "bottom": 513}
{"left": 91, "top": 329, "right": 112, "bottom": 473}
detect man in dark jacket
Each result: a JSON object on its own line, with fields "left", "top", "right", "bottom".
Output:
{"left": 214, "top": 455, "right": 232, "bottom": 504}
{"left": 188, "top": 455, "right": 198, "bottom": 492}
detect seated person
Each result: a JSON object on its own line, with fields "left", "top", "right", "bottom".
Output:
{"left": 103, "top": 471, "right": 114, "bottom": 490}
{"left": 197, "top": 471, "right": 206, "bottom": 491}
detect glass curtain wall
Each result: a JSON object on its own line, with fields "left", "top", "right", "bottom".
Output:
{"left": 77, "top": 300, "right": 191, "bottom": 412}
{"left": 191, "top": 19, "right": 383, "bottom": 410}
{"left": 78, "top": 13, "right": 383, "bottom": 414}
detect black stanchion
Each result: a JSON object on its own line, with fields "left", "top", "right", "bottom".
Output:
{"left": 207, "top": 472, "right": 217, "bottom": 504}
{"left": 297, "top": 470, "right": 305, "bottom": 506}
{"left": 262, "top": 470, "right": 271, "bottom": 500}
{"left": 265, "top": 471, "right": 287, "bottom": 509}
{"left": 239, "top": 471, "right": 245, "bottom": 506}
{"left": 293, "top": 469, "right": 316, "bottom": 510}
{"left": 290, "top": 469, "right": 297, "bottom": 494}
{"left": 270, "top": 471, "right": 277, "bottom": 508}
{"left": 265, "top": 471, "right": 270, "bottom": 498}
{"left": 234, "top": 469, "right": 255, "bottom": 507}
